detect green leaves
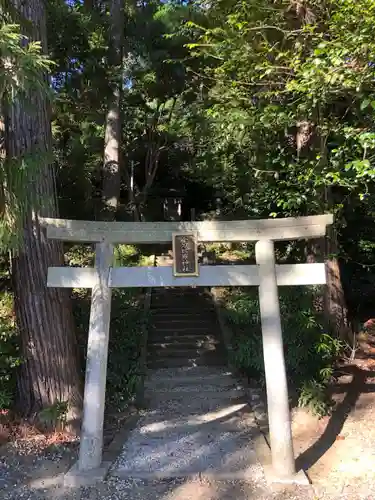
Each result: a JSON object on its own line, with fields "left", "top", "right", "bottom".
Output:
{"left": 0, "top": 293, "right": 20, "bottom": 411}
{"left": 0, "top": 21, "right": 55, "bottom": 253}
{"left": 0, "top": 24, "right": 54, "bottom": 102}
{"left": 179, "top": 0, "right": 375, "bottom": 221}
{"left": 225, "top": 286, "right": 339, "bottom": 416}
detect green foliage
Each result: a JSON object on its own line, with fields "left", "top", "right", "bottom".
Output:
{"left": 114, "top": 245, "right": 138, "bottom": 267}
{"left": 37, "top": 400, "right": 68, "bottom": 431}
{"left": 70, "top": 245, "right": 150, "bottom": 412}
{"left": 224, "top": 287, "right": 344, "bottom": 416}
{"left": 181, "top": 0, "right": 375, "bottom": 222}
{"left": 203, "top": 243, "right": 231, "bottom": 257}
{"left": 0, "top": 292, "right": 21, "bottom": 410}
{"left": 106, "top": 289, "right": 148, "bottom": 411}
{"left": 0, "top": 20, "right": 55, "bottom": 252}
{"left": 0, "top": 23, "right": 53, "bottom": 102}
{"left": 64, "top": 244, "right": 95, "bottom": 267}
{"left": 298, "top": 379, "right": 333, "bottom": 418}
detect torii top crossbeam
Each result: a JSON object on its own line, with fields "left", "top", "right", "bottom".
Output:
{"left": 42, "top": 214, "right": 333, "bottom": 243}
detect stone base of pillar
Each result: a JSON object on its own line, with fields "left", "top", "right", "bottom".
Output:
{"left": 63, "top": 461, "right": 112, "bottom": 488}
{"left": 263, "top": 465, "right": 310, "bottom": 485}
{"left": 253, "top": 433, "right": 310, "bottom": 486}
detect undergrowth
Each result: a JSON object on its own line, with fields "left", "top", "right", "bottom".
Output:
{"left": 0, "top": 244, "right": 150, "bottom": 417}
{"left": 69, "top": 243, "right": 150, "bottom": 412}
{"left": 0, "top": 292, "right": 21, "bottom": 410}
{"left": 72, "top": 287, "right": 147, "bottom": 412}
{"left": 223, "top": 287, "right": 344, "bottom": 417}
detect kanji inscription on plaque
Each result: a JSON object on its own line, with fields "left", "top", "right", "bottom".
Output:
{"left": 172, "top": 233, "right": 199, "bottom": 277}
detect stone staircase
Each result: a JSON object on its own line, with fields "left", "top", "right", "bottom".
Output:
{"left": 112, "top": 278, "right": 261, "bottom": 479}
{"left": 147, "top": 287, "right": 227, "bottom": 369}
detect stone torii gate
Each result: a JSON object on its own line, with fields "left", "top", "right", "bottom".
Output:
{"left": 44, "top": 214, "right": 333, "bottom": 485}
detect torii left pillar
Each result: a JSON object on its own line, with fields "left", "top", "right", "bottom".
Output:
{"left": 65, "top": 241, "right": 114, "bottom": 486}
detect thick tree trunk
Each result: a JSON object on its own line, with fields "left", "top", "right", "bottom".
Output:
{"left": 305, "top": 234, "right": 350, "bottom": 340}
{"left": 305, "top": 220, "right": 350, "bottom": 342}
{"left": 6, "top": 0, "right": 82, "bottom": 426}
{"left": 101, "top": 0, "right": 124, "bottom": 220}
{"left": 304, "top": 115, "right": 351, "bottom": 341}
{"left": 324, "top": 223, "right": 351, "bottom": 341}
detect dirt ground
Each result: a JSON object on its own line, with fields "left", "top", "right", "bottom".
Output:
{"left": 293, "top": 368, "right": 375, "bottom": 499}
{"left": 2, "top": 332, "right": 375, "bottom": 499}
{"left": 291, "top": 329, "right": 375, "bottom": 499}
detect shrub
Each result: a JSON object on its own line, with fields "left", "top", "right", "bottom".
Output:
{"left": 71, "top": 244, "right": 150, "bottom": 412}
{"left": 223, "top": 286, "right": 343, "bottom": 416}
{"left": 106, "top": 289, "right": 149, "bottom": 410}
{"left": 114, "top": 245, "right": 138, "bottom": 266}
{"left": 0, "top": 292, "right": 21, "bottom": 410}
{"left": 37, "top": 400, "right": 68, "bottom": 432}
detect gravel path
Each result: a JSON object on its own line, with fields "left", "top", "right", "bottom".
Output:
{"left": 2, "top": 366, "right": 375, "bottom": 498}
{"left": 112, "top": 366, "right": 263, "bottom": 479}
{"left": 1, "top": 474, "right": 316, "bottom": 500}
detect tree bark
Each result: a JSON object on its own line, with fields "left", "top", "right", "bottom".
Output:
{"left": 324, "top": 195, "right": 351, "bottom": 341}
{"left": 101, "top": 0, "right": 124, "bottom": 220}
{"left": 298, "top": 109, "right": 351, "bottom": 341}
{"left": 84, "top": 0, "right": 94, "bottom": 9}
{"left": 6, "top": 0, "right": 82, "bottom": 426}
{"left": 305, "top": 232, "right": 351, "bottom": 340}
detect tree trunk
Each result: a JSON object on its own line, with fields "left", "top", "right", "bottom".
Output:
{"left": 6, "top": 0, "right": 82, "bottom": 426}
{"left": 304, "top": 113, "right": 351, "bottom": 341}
{"left": 305, "top": 214, "right": 350, "bottom": 342}
{"left": 324, "top": 211, "right": 351, "bottom": 341}
{"left": 101, "top": 0, "right": 124, "bottom": 220}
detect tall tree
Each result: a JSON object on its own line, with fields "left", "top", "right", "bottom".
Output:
{"left": 5, "top": 0, "right": 82, "bottom": 424}
{"left": 101, "top": 0, "right": 124, "bottom": 220}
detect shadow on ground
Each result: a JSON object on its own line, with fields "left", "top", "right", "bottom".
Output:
{"left": 296, "top": 365, "right": 375, "bottom": 474}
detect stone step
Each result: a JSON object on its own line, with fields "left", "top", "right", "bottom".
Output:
{"left": 151, "top": 324, "right": 217, "bottom": 333}
{"left": 145, "top": 390, "right": 246, "bottom": 411}
{"left": 133, "top": 402, "right": 256, "bottom": 435}
{"left": 152, "top": 316, "right": 216, "bottom": 325}
{"left": 151, "top": 304, "right": 213, "bottom": 311}
{"left": 150, "top": 311, "right": 216, "bottom": 319}
{"left": 148, "top": 333, "right": 220, "bottom": 342}
{"left": 150, "top": 304, "right": 215, "bottom": 315}
{"left": 133, "top": 417, "right": 257, "bottom": 437}
{"left": 145, "top": 382, "right": 245, "bottom": 394}
{"left": 138, "top": 398, "right": 253, "bottom": 422}
{"left": 147, "top": 365, "right": 234, "bottom": 379}
{"left": 149, "top": 335, "right": 221, "bottom": 345}
{"left": 152, "top": 293, "right": 207, "bottom": 300}
{"left": 147, "top": 340, "right": 223, "bottom": 349}
{"left": 147, "top": 344, "right": 224, "bottom": 357}
{"left": 141, "top": 396, "right": 253, "bottom": 421}
{"left": 147, "top": 346, "right": 224, "bottom": 359}
{"left": 146, "top": 387, "right": 246, "bottom": 403}
{"left": 145, "top": 374, "right": 239, "bottom": 391}
{"left": 149, "top": 335, "right": 220, "bottom": 344}
{"left": 150, "top": 325, "right": 219, "bottom": 334}
{"left": 148, "top": 339, "right": 221, "bottom": 350}
{"left": 151, "top": 295, "right": 212, "bottom": 303}
{"left": 147, "top": 355, "right": 226, "bottom": 369}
